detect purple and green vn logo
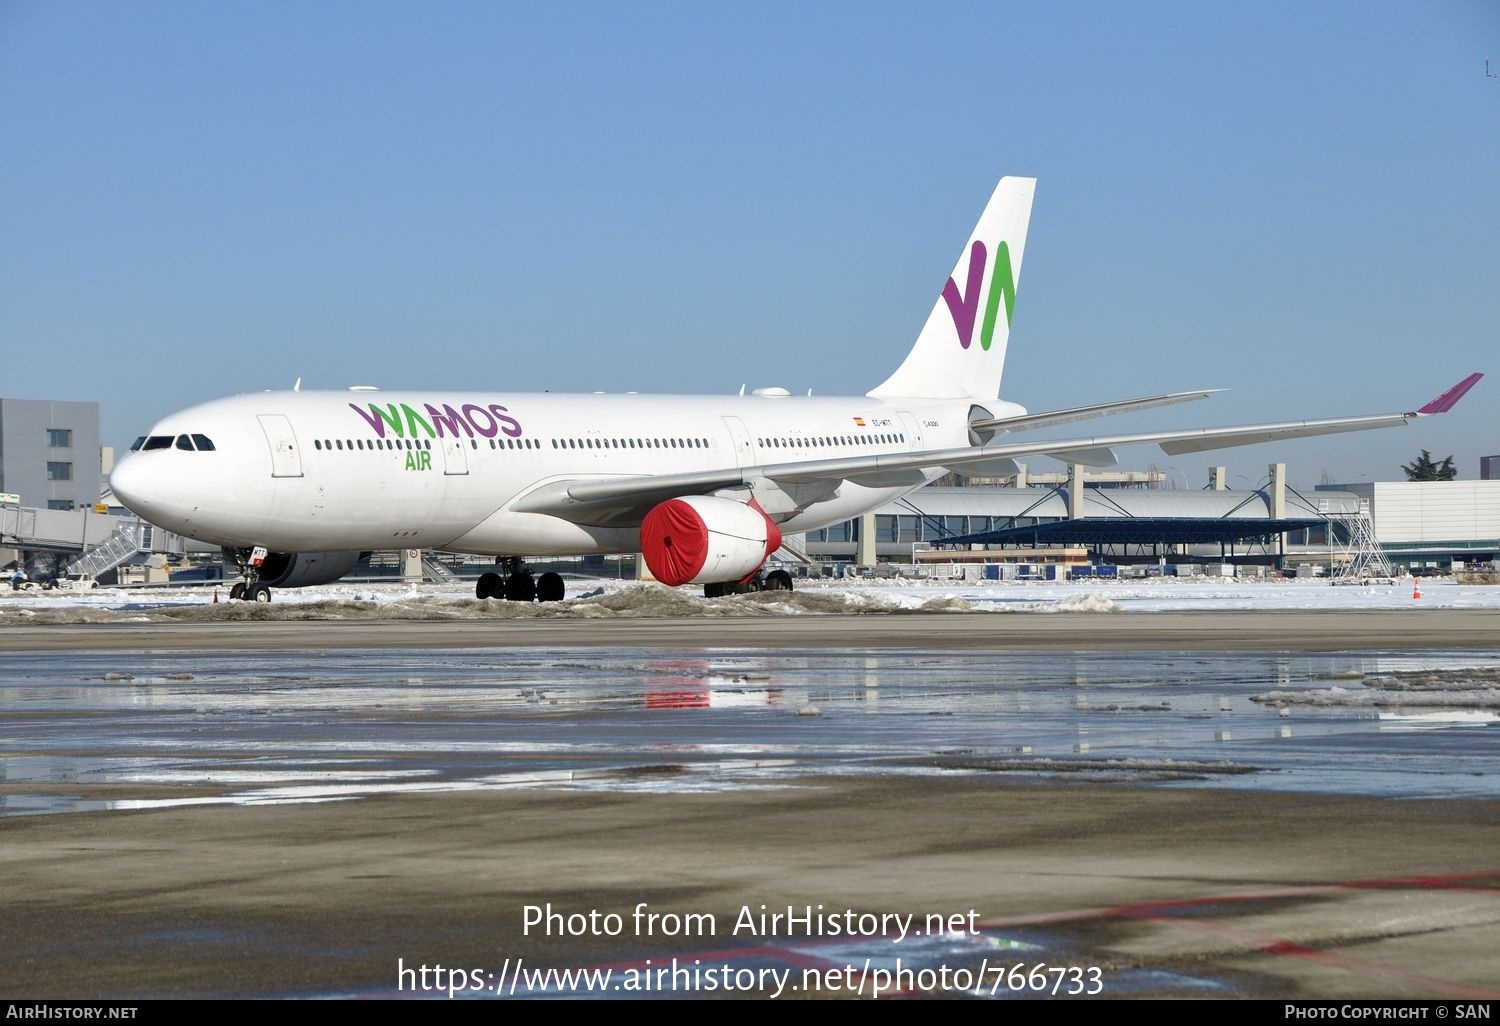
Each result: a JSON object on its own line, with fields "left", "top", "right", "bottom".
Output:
{"left": 942, "top": 240, "right": 1015, "bottom": 351}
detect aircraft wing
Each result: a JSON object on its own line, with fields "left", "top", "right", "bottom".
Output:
{"left": 511, "top": 374, "right": 1482, "bottom": 527}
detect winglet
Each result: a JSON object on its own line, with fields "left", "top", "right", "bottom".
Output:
{"left": 1416, "top": 373, "right": 1483, "bottom": 415}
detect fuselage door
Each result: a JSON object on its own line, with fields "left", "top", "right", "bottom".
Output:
{"left": 441, "top": 434, "right": 469, "bottom": 475}
{"left": 257, "top": 414, "right": 304, "bottom": 478}
{"left": 721, "top": 416, "right": 754, "bottom": 468}
{"left": 897, "top": 411, "right": 924, "bottom": 451}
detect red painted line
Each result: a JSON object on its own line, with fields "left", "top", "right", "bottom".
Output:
{"left": 354, "top": 870, "right": 1500, "bottom": 1000}
{"left": 1131, "top": 912, "right": 1500, "bottom": 1001}
{"left": 971, "top": 867, "right": 1500, "bottom": 930}
{"left": 963, "top": 867, "right": 1500, "bottom": 1001}
{"left": 1338, "top": 869, "right": 1500, "bottom": 893}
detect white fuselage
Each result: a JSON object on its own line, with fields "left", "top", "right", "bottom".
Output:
{"left": 111, "top": 389, "right": 1015, "bottom": 556}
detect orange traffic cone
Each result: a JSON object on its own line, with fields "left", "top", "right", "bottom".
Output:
{"left": 1413, "top": 578, "right": 1422, "bottom": 600}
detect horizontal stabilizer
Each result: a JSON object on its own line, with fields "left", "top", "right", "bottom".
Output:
{"left": 973, "top": 389, "right": 1222, "bottom": 434}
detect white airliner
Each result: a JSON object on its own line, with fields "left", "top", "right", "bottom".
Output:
{"left": 109, "top": 177, "right": 1481, "bottom": 602}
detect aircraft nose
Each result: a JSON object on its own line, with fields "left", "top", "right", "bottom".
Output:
{"left": 108, "top": 456, "right": 154, "bottom": 517}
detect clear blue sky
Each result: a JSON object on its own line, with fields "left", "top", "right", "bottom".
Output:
{"left": 2, "top": 1, "right": 1496, "bottom": 487}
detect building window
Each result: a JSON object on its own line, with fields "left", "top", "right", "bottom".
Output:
{"left": 47, "top": 499, "right": 73, "bottom": 511}
{"left": 47, "top": 429, "right": 73, "bottom": 448}
{"left": 897, "top": 515, "right": 920, "bottom": 543}
{"left": 46, "top": 461, "right": 73, "bottom": 481}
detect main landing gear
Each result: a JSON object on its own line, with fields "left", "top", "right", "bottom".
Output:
{"left": 475, "top": 557, "right": 565, "bottom": 603}
{"left": 702, "top": 569, "right": 793, "bottom": 598}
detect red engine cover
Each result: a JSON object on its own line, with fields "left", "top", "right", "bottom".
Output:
{"left": 640, "top": 497, "right": 782, "bottom": 587}
{"left": 640, "top": 499, "right": 712, "bottom": 586}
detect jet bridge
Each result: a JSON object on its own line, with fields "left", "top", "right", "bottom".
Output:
{"left": 1, "top": 502, "right": 199, "bottom": 581}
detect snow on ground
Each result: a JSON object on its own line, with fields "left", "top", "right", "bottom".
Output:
{"left": 0, "top": 573, "right": 1497, "bottom": 622}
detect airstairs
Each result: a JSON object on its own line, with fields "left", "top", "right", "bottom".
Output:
{"left": 421, "top": 553, "right": 461, "bottom": 581}
{"left": 1325, "top": 500, "right": 1395, "bottom": 581}
{"left": 62, "top": 522, "right": 158, "bottom": 578}
{"left": 772, "top": 537, "right": 817, "bottom": 565}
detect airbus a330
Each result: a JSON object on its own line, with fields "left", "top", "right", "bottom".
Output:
{"left": 109, "top": 178, "right": 1481, "bottom": 601}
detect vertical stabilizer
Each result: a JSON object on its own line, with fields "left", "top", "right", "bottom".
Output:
{"left": 868, "top": 176, "right": 1035, "bottom": 402}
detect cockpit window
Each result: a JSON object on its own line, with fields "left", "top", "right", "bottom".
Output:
{"left": 130, "top": 436, "right": 146, "bottom": 452}
{"left": 143, "top": 435, "right": 174, "bottom": 450}
{"left": 176, "top": 435, "right": 194, "bottom": 450}
{"left": 191, "top": 434, "right": 215, "bottom": 451}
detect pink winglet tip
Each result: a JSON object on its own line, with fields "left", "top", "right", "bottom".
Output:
{"left": 1417, "top": 372, "right": 1484, "bottom": 415}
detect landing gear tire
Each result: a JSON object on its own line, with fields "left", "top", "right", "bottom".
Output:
{"left": 246, "top": 583, "right": 272, "bottom": 602}
{"left": 229, "top": 582, "right": 245, "bottom": 601}
{"left": 703, "top": 582, "right": 726, "bottom": 599}
{"left": 537, "top": 571, "right": 565, "bottom": 603}
{"left": 764, "top": 570, "right": 794, "bottom": 592}
{"left": 504, "top": 571, "right": 537, "bottom": 603}
{"left": 476, "top": 572, "right": 501, "bottom": 600}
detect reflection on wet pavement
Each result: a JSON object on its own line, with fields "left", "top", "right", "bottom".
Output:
{"left": 2, "top": 647, "right": 1497, "bottom": 816}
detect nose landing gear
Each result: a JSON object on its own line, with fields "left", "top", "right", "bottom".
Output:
{"left": 225, "top": 548, "right": 274, "bottom": 603}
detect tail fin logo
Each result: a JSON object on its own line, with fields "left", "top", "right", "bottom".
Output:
{"left": 942, "top": 240, "right": 1016, "bottom": 351}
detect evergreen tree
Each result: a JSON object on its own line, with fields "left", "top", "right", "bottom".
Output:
{"left": 1401, "top": 449, "right": 1457, "bottom": 481}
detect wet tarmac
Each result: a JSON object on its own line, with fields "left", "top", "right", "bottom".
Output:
{"left": 4, "top": 645, "right": 1500, "bottom": 818}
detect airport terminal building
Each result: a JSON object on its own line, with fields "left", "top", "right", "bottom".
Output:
{"left": 0, "top": 398, "right": 102, "bottom": 512}
{"left": 800, "top": 467, "right": 1500, "bottom": 574}
{"left": 1316, "top": 480, "right": 1500, "bottom": 568}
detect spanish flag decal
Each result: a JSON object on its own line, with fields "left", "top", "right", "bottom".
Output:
{"left": 853, "top": 417, "right": 866, "bottom": 426}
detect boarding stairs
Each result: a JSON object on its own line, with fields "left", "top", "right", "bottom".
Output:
{"left": 1326, "top": 500, "right": 1395, "bottom": 582}
{"left": 421, "top": 553, "right": 462, "bottom": 581}
{"left": 63, "top": 522, "right": 157, "bottom": 578}
{"left": 772, "top": 537, "right": 817, "bottom": 566}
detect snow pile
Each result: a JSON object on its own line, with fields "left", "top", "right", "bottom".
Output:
{"left": 1015, "top": 593, "right": 1121, "bottom": 614}
{"left": 5, "top": 573, "right": 1500, "bottom": 621}
{"left": 0, "top": 582, "right": 986, "bottom": 623}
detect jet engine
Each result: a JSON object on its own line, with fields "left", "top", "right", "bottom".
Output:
{"left": 639, "top": 496, "right": 782, "bottom": 586}
{"left": 231, "top": 548, "right": 363, "bottom": 588}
